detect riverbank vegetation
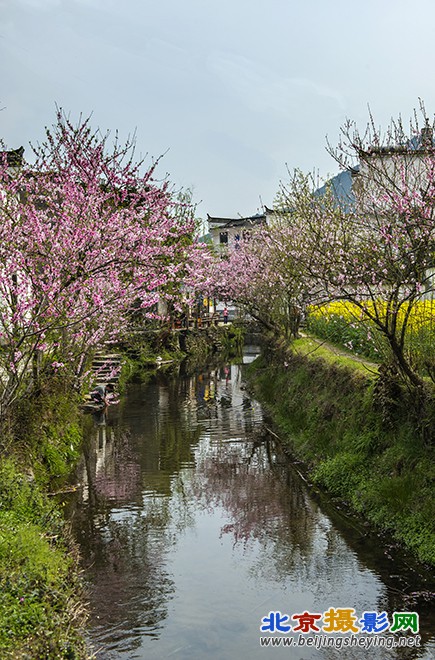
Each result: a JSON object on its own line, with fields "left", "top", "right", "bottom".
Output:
{"left": 0, "top": 457, "right": 86, "bottom": 659}
{"left": 0, "top": 375, "right": 87, "bottom": 658}
{"left": 248, "top": 344, "right": 435, "bottom": 567}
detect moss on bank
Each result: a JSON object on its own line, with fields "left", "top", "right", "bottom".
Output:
{"left": 119, "top": 323, "right": 246, "bottom": 379}
{"left": 183, "top": 323, "right": 245, "bottom": 366}
{"left": 247, "top": 347, "right": 435, "bottom": 566}
{"left": 0, "top": 379, "right": 88, "bottom": 658}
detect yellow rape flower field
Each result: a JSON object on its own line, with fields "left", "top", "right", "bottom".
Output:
{"left": 307, "top": 300, "right": 435, "bottom": 377}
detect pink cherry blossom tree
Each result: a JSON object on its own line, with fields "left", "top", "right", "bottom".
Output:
{"left": 204, "top": 223, "right": 309, "bottom": 339}
{"left": 0, "top": 110, "right": 202, "bottom": 415}
{"left": 205, "top": 106, "right": 435, "bottom": 395}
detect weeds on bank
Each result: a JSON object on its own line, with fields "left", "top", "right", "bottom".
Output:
{"left": 0, "top": 376, "right": 88, "bottom": 658}
{"left": 0, "top": 458, "right": 87, "bottom": 658}
{"left": 248, "top": 351, "right": 435, "bottom": 566}
{"left": 13, "top": 380, "right": 83, "bottom": 488}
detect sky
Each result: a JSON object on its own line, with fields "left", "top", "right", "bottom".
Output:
{"left": 2, "top": 0, "right": 435, "bottom": 223}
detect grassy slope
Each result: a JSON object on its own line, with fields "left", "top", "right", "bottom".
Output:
{"left": 248, "top": 340, "right": 435, "bottom": 566}
{"left": 0, "top": 383, "right": 88, "bottom": 659}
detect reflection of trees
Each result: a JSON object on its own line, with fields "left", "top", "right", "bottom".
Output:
{"left": 78, "top": 415, "right": 141, "bottom": 506}
{"left": 187, "top": 364, "right": 262, "bottom": 438}
{"left": 184, "top": 433, "right": 433, "bottom": 628}
{"left": 73, "top": 497, "right": 176, "bottom": 655}
{"left": 182, "top": 434, "right": 435, "bottom": 652}
{"left": 68, "top": 373, "right": 207, "bottom": 651}
{"left": 186, "top": 438, "right": 319, "bottom": 571}
{"left": 68, "top": 418, "right": 175, "bottom": 654}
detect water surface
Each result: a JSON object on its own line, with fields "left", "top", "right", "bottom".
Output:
{"left": 67, "top": 355, "right": 435, "bottom": 659}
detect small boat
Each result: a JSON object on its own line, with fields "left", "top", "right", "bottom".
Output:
{"left": 80, "top": 401, "right": 107, "bottom": 413}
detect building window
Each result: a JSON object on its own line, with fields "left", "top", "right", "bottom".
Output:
{"left": 219, "top": 231, "right": 228, "bottom": 244}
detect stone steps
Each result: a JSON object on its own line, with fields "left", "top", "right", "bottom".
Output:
{"left": 91, "top": 352, "right": 123, "bottom": 385}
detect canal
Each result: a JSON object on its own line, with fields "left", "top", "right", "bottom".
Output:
{"left": 66, "top": 351, "right": 435, "bottom": 659}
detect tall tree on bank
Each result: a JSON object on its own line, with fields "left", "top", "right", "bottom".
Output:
{"left": 275, "top": 108, "right": 435, "bottom": 390}
{"left": 0, "top": 110, "right": 201, "bottom": 414}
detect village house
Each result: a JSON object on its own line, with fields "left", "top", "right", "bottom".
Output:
{"left": 204, "top": 211, "right": 270, "bottom": 322}
{"left": 271, "top": 122, "right": 435, "bottom": 301}
{"left": 206, "top": 211, "right": 268, "bottom": 252}
{"left": 352, "top": 122, "right": 435, "bottom": 300}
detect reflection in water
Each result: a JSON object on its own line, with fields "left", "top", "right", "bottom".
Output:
{"left": 66, "top": 358, "right": 435, "bottom": 659}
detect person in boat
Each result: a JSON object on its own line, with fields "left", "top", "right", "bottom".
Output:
{"left": 90, "top": 382, "right": 115, "bottom": 407}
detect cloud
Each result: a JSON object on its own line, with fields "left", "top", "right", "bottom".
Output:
{"left": 6, "top": 0, "right": 63, "bottom": 8}
{"left": 208, "top": 52, "right": 346, "bottom": 117}
{"left": 202, "top": 129, "right": 277, "bottom": 178}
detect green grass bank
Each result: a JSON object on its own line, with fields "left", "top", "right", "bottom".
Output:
{"left": 0, "top": 379, "right": 88, "bottom": 659}
{"left": 247, "top": 341, "right": 435, "bottom": 567}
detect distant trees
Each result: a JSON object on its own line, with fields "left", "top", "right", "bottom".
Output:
{"left": 0, "top": 110, "right": 203, "bottom": 415}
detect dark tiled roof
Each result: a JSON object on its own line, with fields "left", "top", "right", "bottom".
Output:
{"left": 207, "top": 213, "right": 266, "bottom": 229}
